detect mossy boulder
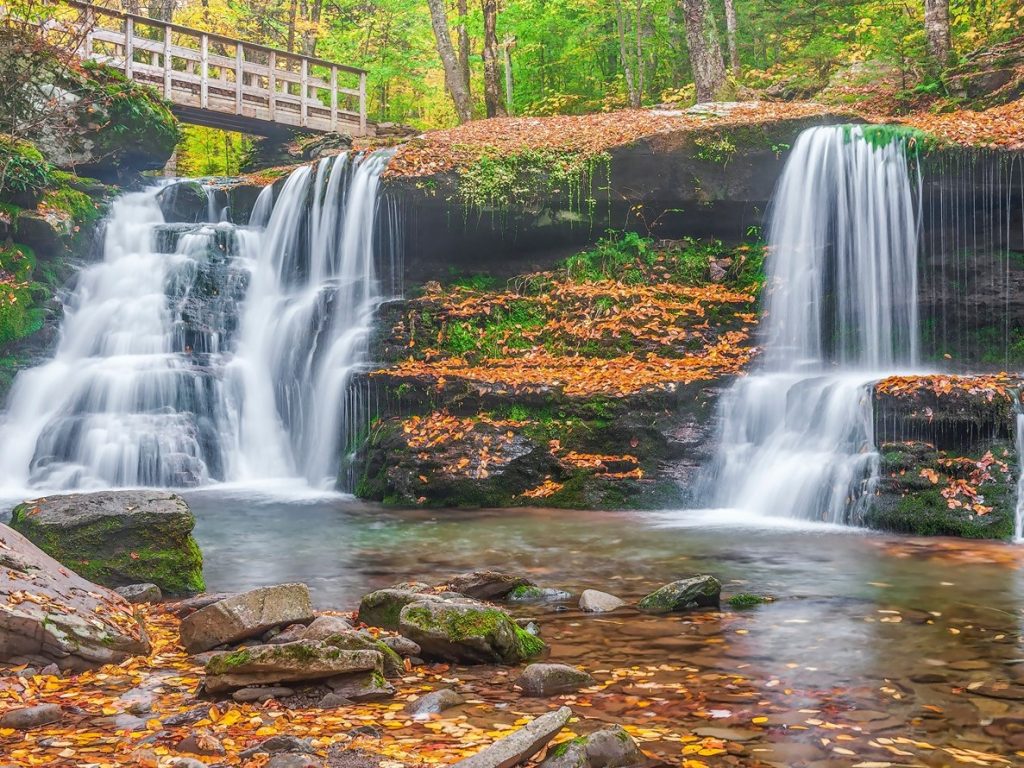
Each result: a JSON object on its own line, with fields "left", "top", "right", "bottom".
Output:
{"left": 539, "top": 726, "right": 643, "bottom": 768}
{"left": 398, "top": 597, "right": 546, "bottom": 665}
{"left": 357, "top": 586, "right": 434, "bottom": 631}
{"left": 637, "top": 575, "right": 721, "bottom": 614}
{"left": 440, "top": 570, "right": 536, "bottom": 601}
{"left": 9, "top": 491, "right": 204, "bottom": 597}
{"left": 157, "top": 181, "right": 212, "bottom": 224}
{"left": 204, "top": 641, "right": 382, "bottom": 694}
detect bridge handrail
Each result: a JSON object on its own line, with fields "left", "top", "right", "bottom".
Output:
{"left": 56, "top": 0, "right": 368, "bottom": 75}
{"left": 7, "top": 0, "right": 369, "bottom": 135}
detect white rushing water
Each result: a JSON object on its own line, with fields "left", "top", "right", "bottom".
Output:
{"left": 704, "top": 126, "right": 922, "bottom": 523}
{"left": 0, "top": 151, "right": 397, "bottom": 495}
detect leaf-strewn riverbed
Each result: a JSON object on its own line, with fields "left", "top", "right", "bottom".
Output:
{"left": 4, "top": 493, "right": 1023, "bottom": 767}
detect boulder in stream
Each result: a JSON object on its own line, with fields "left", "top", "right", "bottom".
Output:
{"left": 180, "top": 583, "right": 315, "bottom": 653}
{"left": 637, "top": 575, "right": 721, "bottom": 614}
{"left": 9, "top": 491, "right": 204, "bottom": 597}
{"left": 578, "top": 590, "right": 626, "bottom": 613}
{"left": 398, "top": 597, "right": 546, "bottom": 665}
{"left": 538, "top": 725, "right": 644, "bottom": 768}
{"left": 440, "top": 571, "right": 536, "bottom": 601}
{"left": 516, "top": 663, "right": 596, "bottom": 697}
{"left": 204, "top": 641, "right": 382, "bottom": 694}
{"left": 0, "top": 524, "right": 151, "bottom": 671}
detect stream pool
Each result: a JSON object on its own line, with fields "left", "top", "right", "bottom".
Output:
{"left": 180, "top": 490, "right": 1024, "bottom": 765}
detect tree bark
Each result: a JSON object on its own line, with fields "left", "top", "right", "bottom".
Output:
{"left": 457, "top": 0, "right": 471, "bottom": 97}
{"left": 614, "top": 0, "right": 639, "bottom": 107}
{"left": 482, "top": 0, "right": 506, "bottom": 116}
{"left": 924, "top": 0, "right": 951, "bottom": 69}
{"left": 681, "top": 0, "right": 727, "bottom": 103}
{"left": 502, "top": 35, "right": 515, "bottom": 116}
{"left": 723, "top": 0, "right": 739, "bottom": 76}
{"left": 426, "top": 0, "right": 473, "bottom": 122}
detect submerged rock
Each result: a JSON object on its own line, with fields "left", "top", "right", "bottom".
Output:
{"left": 637, "top": 575, "right": 721, "bottom": 614}
{"left": 441, "top": 571, "right": 535, "bottom": 601}
{"left": 180, "top": 583, "right": 314, "bottom": 653}
{"left": 0, "top": 524, "right": 151, "bottom": 671}
{"left": 452, "top": 706, "right": 572, "bottom": 768}
{"left": 508, "top": 586, "right": 573, "bottom": 603}
{"left": 578, "top": 590, "right": 626, "bottom": 613}
{"left": 9, "top": 491, "right": 204, "bottom": 597}
{"left": 398, "top": 597, "right": 546, "bottom": 665}
{"left": 516, "top": 663, "right": 596, "bottom": 698}
{"left": 204, "top": 641, "right": 382, "bottom": 694}
{"left": 0, "top": 703, "right": 63, "bottom": 730}
{"left": 405, "top": 688, "right": 464, "bottom": 718}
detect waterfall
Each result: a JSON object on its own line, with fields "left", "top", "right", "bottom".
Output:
{"left": 0, "top": 151, "right": 398, "bottom": 494}
{"left": 703, "top": 126, "right": 922, "bottom": 524}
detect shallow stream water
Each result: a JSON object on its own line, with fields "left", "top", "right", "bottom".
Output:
{"left": 181, "top": 491, "right": 1024, "bottom": 765}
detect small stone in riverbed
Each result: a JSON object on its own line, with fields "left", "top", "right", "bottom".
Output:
{"left": 232, "top": 686, "right": 295, "bottom": 703}
{"left": 579, "top": 590, "right": 626, "bottom": 613}
{"left": 168, "top": 759, "right": 208, "bottom": 768}
{"left": 507, "top": 585, "right": 572, "bottom": 603}
{"left": 637, "top": 575, "right": 721, "bottom": 614}
{"left": 516, "top": 663, "right": 595, "bottom": 697}
{"left": 406, "top": 688, "right": 465, "bottom": 718}
{"left": 318, "top": 692, "right": 355, "bottom": 709}
{"left": 266, "top": 624, "right": 308, "bottom": 645}
{"left": 0, "top": 704, "right": 62, "bottom": 729}
{"left": 583, "top": 726, "right": 644, "bottom": 767}
{"left": 301, "top": 615, "right": 355, "bottom": 641}
{"left": 240, "top": 735, "right": 316, "bottom": 757}
{"left": 266, "top": 755, "right": 322, "bottom": 768}
{"left": 441, "top": 570, "right": 535, "bottom": 601}
{"left": 162, "top": 705, "right": 214, "bottom": 727}
{"left": 377, "top": 635, "right": 420, "bottom": 657}
{"left": 452, "top": 706, "right": 572, "bottom": 768}
{"left": 39, "top": 664, "right": 60, "bottom": 677}
{"left": 326, "top": 670, "right": 395, "bottom": 702}
{"left": 116, "top": 583, "right": 162, "bottom": 604}
{"left": 177, "top": 728, "right": 226, "bottom": 756}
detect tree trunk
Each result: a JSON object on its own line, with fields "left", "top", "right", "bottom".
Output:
{"left": 502, "top": 35, "right": 515, "bottom": 116}
{"left": 286, "top": 0, "right": 298, "bottom": 53}
{"left": 147, "top": 0, "right": 175, "bottom": 21}
{"left": 482, "top": 0, "right": 506, "bottom": 116}
{"left": 426, "top": 0, "right": 473, "bottom": 122}
{"left": 615, "top": 0, "right": 639, "bottom": 107}
{"left": 681, "top": 0, "right": 726, "bottom": 102}
{"left": 457, "top": 0, "right": 471, "bottom": 97}
{"left": 924, "top": 0, "right": 951, "bottom": 69}
{"left": 723, "top": 0, "right": 739, "bottom": 76}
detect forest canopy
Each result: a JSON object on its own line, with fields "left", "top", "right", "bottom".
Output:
{"left": 158, "top": 0, "right": 1023, "bottom": 127}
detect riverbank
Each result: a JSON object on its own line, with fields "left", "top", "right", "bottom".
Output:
{"left": 2, "top": 493, "right": 1024, "bottom": 766}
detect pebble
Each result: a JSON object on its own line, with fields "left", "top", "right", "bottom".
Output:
{"left": 177, "top": 728, "right": 226, "bottom": 757}
{"left": 266, "top": 755, "right": 323, "bottom": 768}
{"left": 233, "top": 686, "right": 295, "bottom": 703}
{"left": 406, "top": 688, "right": 464, "bottom": 718}
{"left": 0, "top": 704, "right": 62, "bottom": 729}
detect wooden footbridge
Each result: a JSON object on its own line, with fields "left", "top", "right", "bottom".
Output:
{"left": 22, "top": 1, "right": 371, "bottom": 136}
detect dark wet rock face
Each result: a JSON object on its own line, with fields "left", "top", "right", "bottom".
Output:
{"left": 0, "top": 524, "right": 151, "bottom": 671}
{"left": 8, "top": 491, "right": 204, "bottom": 596}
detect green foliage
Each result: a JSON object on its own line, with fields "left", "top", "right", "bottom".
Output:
{"left": 565, "top": 231, "right": 653, "bottom": 282}
{"left": 0, "top": 136, "right": 52, "bottom": 203}
{"left": 177, "top": 126, "right": 253, "bottom": 177}
{"left": 694, "top": 134, "right": 738, "bottom": 165}
{"left": 458, "top": 149, "right": 608, "bottom": 214}
{"left": 447, "top": 272, "right": 499, "bottom": 291}
{"left": 728, "top": 593, "right": 771, "bottom": 609}
{"left": 846, "top": 124, "right": 941, "bottom": 155}
{"left": 441, "top": 300, "right": 546, "bottom": 360}
{"left": 0, "top": 243, "right": 43, "bottom": 347}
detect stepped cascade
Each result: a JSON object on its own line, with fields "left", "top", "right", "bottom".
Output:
{"left": 0, "top": 151, "right": 399, "bottom": 494}
{"left": 703, "top": 126, "right": 923, "bottom": 524}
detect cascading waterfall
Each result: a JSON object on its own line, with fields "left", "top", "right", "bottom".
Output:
{"left": 0, "top": 150, "right": 398, "bottom": 494}
{"left": 703, "top": 126, "right": 922, "bottom": 524}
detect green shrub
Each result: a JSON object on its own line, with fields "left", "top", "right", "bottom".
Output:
{"left": 0, "top": 136, "right": 52, "bottom": 204}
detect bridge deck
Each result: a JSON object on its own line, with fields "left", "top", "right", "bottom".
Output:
{"left": 30, "top": 1, "right": 371, "bottom": 137}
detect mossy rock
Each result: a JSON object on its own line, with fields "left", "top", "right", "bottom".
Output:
{"left": 398, "top": 598, "right": 546, "bottom": 665}
{"left": 357, "top": 587, "right": 432, "bottom": 631}
{"left": 9, "top": 490, "right": 205, "bottom": 596}
{"left": 204, "top": 642, "right": 383, "bottom": 694}
{"left": 637, "top": 575, "right": 721, "bottom": 614}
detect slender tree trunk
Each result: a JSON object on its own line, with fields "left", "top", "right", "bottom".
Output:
{"left": 924, "top": 0, "right": 951, "bottom": 70}
{"left": 681, "top": 0, "right": 726, "bottom": 102}
{"left": 457, "top": 0, "right": 471, "bottom": 97}
{"left": 300, "top": 0, "right": 324, "bottom": 57}
{"left": 482, "top": 0, "right": 506, "bottom": 116}
{"left": 634, "top": 0, "right": 645, "bottom": 103}
{"left": 502, "top": 35, "right": 515, "bottom": 116}
{"left": 723, "top": 0, "right": 739, "bottom": 76}
{"left": 426, "top": 0, "right": 473, "bottom": 122}
{"left": 148, "top": 0, "right": 175, "bottom": 21}
{"left": 286, "top": 0, "right": 298, "bottom": 53}
{"left": 615, "top": 0, "right": 639, "bottom": 107}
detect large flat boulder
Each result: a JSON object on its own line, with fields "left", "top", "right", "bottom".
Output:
{"left": 637, "top": 575, "right": 721, "bottom": 614}
{"left": 398, "top": 597, "right": 546, "bottom": 665}
{"left": 204, "top": 641, "right": 382, "bottom": 694}
{"left": 180, "top": 583, "right": 315, "bottom": 653}
{"left": 9, "top": 491, "right": 204, "bottom": 596}
{"left": 0, "top": 524, "right": 151, "bottom": 671}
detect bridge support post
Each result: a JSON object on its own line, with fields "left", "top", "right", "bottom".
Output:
{"left": 200, "top": 33, "right": 209, "bottom": 109}
{"left": 235, "top": 43, "right": 244, "bottom": 114}
{"left": 300, "top": 58, "right": 309, "bottom": 128}
{"left": 330, "top": 66, "right": 338, "bottom": 132}
{"left": 163, "top": 25, "right": 172, "bottom": 98}
{"left": 268, "top": 50, "right": 277, "bottom": 122}
{"left": 359, "top": 71, "right": 367, "bottom": 136}
{"left": 124, "top": 16, "right": 133, "bottom": 78}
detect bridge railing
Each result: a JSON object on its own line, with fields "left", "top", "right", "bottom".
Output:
{"left": 13, "top": 0, "right": 369, "bottom": 135}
